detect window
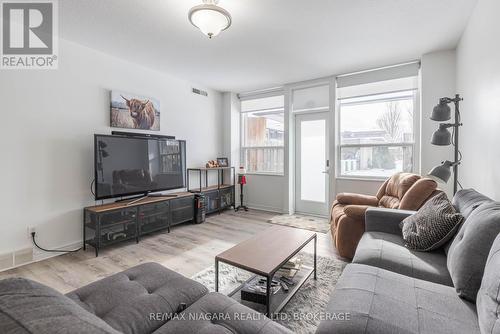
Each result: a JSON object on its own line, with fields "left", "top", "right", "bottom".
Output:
{"left": 241, "top": 95, "right": 284, "bottom": 174}
{"left": 338, "top": 88, "right": 417, "bottom": 178}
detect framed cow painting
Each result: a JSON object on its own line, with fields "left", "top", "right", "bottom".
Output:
{"left": 110, "top": 90, "right": 160, "bottom": 131}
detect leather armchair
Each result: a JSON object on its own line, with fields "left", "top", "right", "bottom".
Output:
{"left": 330, "top": 172, "right": 440, "bottom": 259}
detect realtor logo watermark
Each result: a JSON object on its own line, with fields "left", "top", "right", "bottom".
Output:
{"left": 1, "top": 0, "right": 58, "bottom": 69}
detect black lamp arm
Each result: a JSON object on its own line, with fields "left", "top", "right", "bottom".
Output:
{"left": 440, "top": 122, "right": 463, "bottom": 129}
{"left": 441, "top": 95, "right": 464, "bottom": 104}
{"left": 441, "top": 160, "right": 461, "bottom": 167}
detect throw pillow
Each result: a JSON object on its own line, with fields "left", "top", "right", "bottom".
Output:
{"left": 399, "top": 192, "right": 463, "bottom": 251}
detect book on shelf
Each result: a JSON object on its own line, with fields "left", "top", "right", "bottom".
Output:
{"left": 281, "top": 256, "right": 302, "bottom": 270}
{"left": 275, "top": 256, "right": 302, "bottom": 279}
{"left": 275, "top": 267, "right": 299, "bottom": 279}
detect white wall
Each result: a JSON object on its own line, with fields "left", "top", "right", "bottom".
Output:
{"left": 456, "top": 0, "right": 500, "bottom": 199}
{"left": 244, "top": 175, "right": 285, "bottom": 212}
{"left": 0, "top": 39, "right": 223, "bottom": 256}
{"left": 420, "top": 50, "right": 457, "bottom": 196}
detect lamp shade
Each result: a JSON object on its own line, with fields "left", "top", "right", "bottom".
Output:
{"left": 427, "top": 161, "right": 453, "bottom": 183}
{"left": 188, "top": 0, "right": 232, "bottom": 39}
{"left": 431, "top": 124, "right": 452, "bottom": 146}
{"left": 431, "top": 99, "right": 451, "bottom": 121}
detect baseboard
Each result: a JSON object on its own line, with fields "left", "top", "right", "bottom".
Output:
{"left": 0, "top": 240, "right": 82, "bottom": 273}
{"left": 246, "top": 203, "right": 283, "bottom": 214}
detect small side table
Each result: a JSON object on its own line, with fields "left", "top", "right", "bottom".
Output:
{"left": 235, "top": 174, "right": 248, "bottom": 212}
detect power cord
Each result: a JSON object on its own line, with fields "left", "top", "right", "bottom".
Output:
{"left": 90, "top": 178, "right": 96, "bottom": 197}
{"left": 31, "top": 232, "right": 82, "bottom": 253}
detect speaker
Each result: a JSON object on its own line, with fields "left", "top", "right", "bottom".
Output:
{"left": 194, "top": 194, "right": 206, "bottom": 224}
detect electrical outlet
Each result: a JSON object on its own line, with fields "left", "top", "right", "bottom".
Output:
{"left": 27, "top": 227, "right": 36, "bottom": 238}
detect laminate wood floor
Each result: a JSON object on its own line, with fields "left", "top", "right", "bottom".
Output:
{"left": 0, "top": 210, "right": 344, "bottom": 294}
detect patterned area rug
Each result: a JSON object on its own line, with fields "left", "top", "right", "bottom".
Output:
{"left": 191, "top": 253, "right": 347, "bottom": 334}
{"left": 267, "top": 214, "right": 330, "bottom": 233}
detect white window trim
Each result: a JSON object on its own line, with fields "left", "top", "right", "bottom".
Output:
{"left": 336, "top": 90, "right": 419, "bottom": 180}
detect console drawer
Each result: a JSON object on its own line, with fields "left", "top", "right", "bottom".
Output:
{"left": 170, "top": 196, "right": 194, "bottom": 210}
{"left": 171, "top": 206, "right": 194, "bottom": 225}
{"left": 138, "top": 202, "right": 169, "bottom": 234}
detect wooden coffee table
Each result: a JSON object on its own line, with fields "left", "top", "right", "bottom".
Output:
{"left": 215, "top": 226, "right": 317, "bottom": 316}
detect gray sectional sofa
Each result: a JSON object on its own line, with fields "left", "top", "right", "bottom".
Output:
{"left": 1, "top": 188, "right": 499, "bottom": 334}
{"left": 0, "top": 262, "right": 292, "bottom": 334}
{"left": 317, "top": 188, "right": 500, "bottom": 334}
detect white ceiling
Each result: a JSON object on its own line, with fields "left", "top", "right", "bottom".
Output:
{"left": 60, "top": 0, "right": 477, "bottom": 92}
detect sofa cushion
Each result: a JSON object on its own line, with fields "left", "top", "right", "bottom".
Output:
{"left": 452, "top": 188, "right": 494, "bottom": 220}
{"left": 336, "top": 193, "right": 379, "bottom": 206}
{"left": 387, "top": 173, "right": 421, "bottom": 200}
{"left": 66, "top": 262, "right": 208, "bottom": 334}
{"left": 0, "top": 277, "right": 120, "bottom": 334}
{"left": 316, "top": 263, "right": 479, "bottom": 334}
{"left": 446, "top": 202, "right": 500, "bottom": 302}
{"left": 400, "top": 192, "right": 463, "bottom": 251}
{"left": 352, "top": 232, "right": 452, "bottom": 286}
{"left": 477, "top": 234, "right": 500, "bottom": 334}
{"left": 344, "top": 205, "right": 371, "bottom": 220}
{"left": 399, "top": 178, "right": 438, "bottom": 211}
{"left": 330, "top": 201, "right": 366, "bottom": 259}
{"left": 153, "top": 292, "right": 293, "bottom": 334}
{"left": 378, "top": 173, "right": 421, "bottom": 209}
{"left": 444, "top": 188, "right": 494, "bottom": 254}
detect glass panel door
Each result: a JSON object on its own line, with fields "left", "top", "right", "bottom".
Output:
{"left": 295, "top": 112, "right": 330, "bottom": 216}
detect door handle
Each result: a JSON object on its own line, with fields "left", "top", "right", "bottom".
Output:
{"left": 322, "top": 170, "right": 329, "bottom": 174}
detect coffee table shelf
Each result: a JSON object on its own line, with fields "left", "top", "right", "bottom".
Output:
{"left": 227, "top": 265, "right": 314, "bottom": 316}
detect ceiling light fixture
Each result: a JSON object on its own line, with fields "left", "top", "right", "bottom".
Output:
{"left": 188, "top": 0, "right": 232, "bottom": 39}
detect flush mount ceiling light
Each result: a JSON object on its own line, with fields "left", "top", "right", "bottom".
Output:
{"left": 188, "top": 0, "right": 232, "bottom": 39}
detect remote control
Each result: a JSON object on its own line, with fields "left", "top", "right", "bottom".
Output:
{"left": 280, "top": 281, "right": 289, "bottom": 292}
{"left": 280, "top": 277, "right": 295, "bottom": 286}
{"left": 259, "top": 278, "right": 280, "bottom": 285}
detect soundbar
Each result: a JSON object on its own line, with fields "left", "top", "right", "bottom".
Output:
{"left": 111, "top": 131, "right": 175, "bottom": 140}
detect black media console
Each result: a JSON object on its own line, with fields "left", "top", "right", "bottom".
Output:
{"left": 83, "top": 192, "right": 194, "bottom": 256}
{"left": 83, "top": 167, "right": 236, "bottom": 257}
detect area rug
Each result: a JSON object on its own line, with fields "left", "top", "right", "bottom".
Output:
{"left": 191, "top": 253, "right": 347, "bottom": 334}
{"left": 267, "top": 214, "right": 330, "bottom": 233}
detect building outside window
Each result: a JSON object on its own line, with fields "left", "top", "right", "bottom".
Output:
{"left": 337, "top": 75, "right": 418, "bottom": 179}
{"left": 240, "top": 95, "right": 285, "bottom": 174}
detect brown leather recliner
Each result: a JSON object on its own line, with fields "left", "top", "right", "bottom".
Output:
{"left": 330, "top": 172, "right": 440, "bottom": 259}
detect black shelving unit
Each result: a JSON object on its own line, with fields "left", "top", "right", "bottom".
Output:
{"left": 187, "top": 167, "right": 235, "bottom": 214}
{"left": 84, "top": 193, "right": 194, "bottom": 256}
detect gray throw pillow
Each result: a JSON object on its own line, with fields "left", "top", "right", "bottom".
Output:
{"left": 400, "top": 192, "right": 463, "bottom": 251}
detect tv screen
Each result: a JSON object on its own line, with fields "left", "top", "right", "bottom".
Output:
{"left": 94, "top": 134, "right": 186, "bottom": 200}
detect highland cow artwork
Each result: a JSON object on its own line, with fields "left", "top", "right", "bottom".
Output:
{"left": 110, "top": 91, "right": 160, "bottom": 131}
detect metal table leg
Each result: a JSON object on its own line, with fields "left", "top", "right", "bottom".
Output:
{"left": 96, "top": 216, "right": 101, "bottom": 257}
{"left": 314, "top": 234, "right": 317, "bottom": 280}
{"left": 215, "top": 259, "right": 219, "bottom": 292}
{"left": 266, "top": 275, "right": 272, "bottom": 317}
{"left": 83, "top": 211, "right": 86, "bottom": 251}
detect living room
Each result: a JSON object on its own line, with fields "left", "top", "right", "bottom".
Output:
{"left": 1, "top": 0, "right": 499, "bottom": 333}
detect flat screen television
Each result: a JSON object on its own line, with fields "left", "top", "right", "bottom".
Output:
{"left": 94, "top": 134, "right": 186, "bottom": 200}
